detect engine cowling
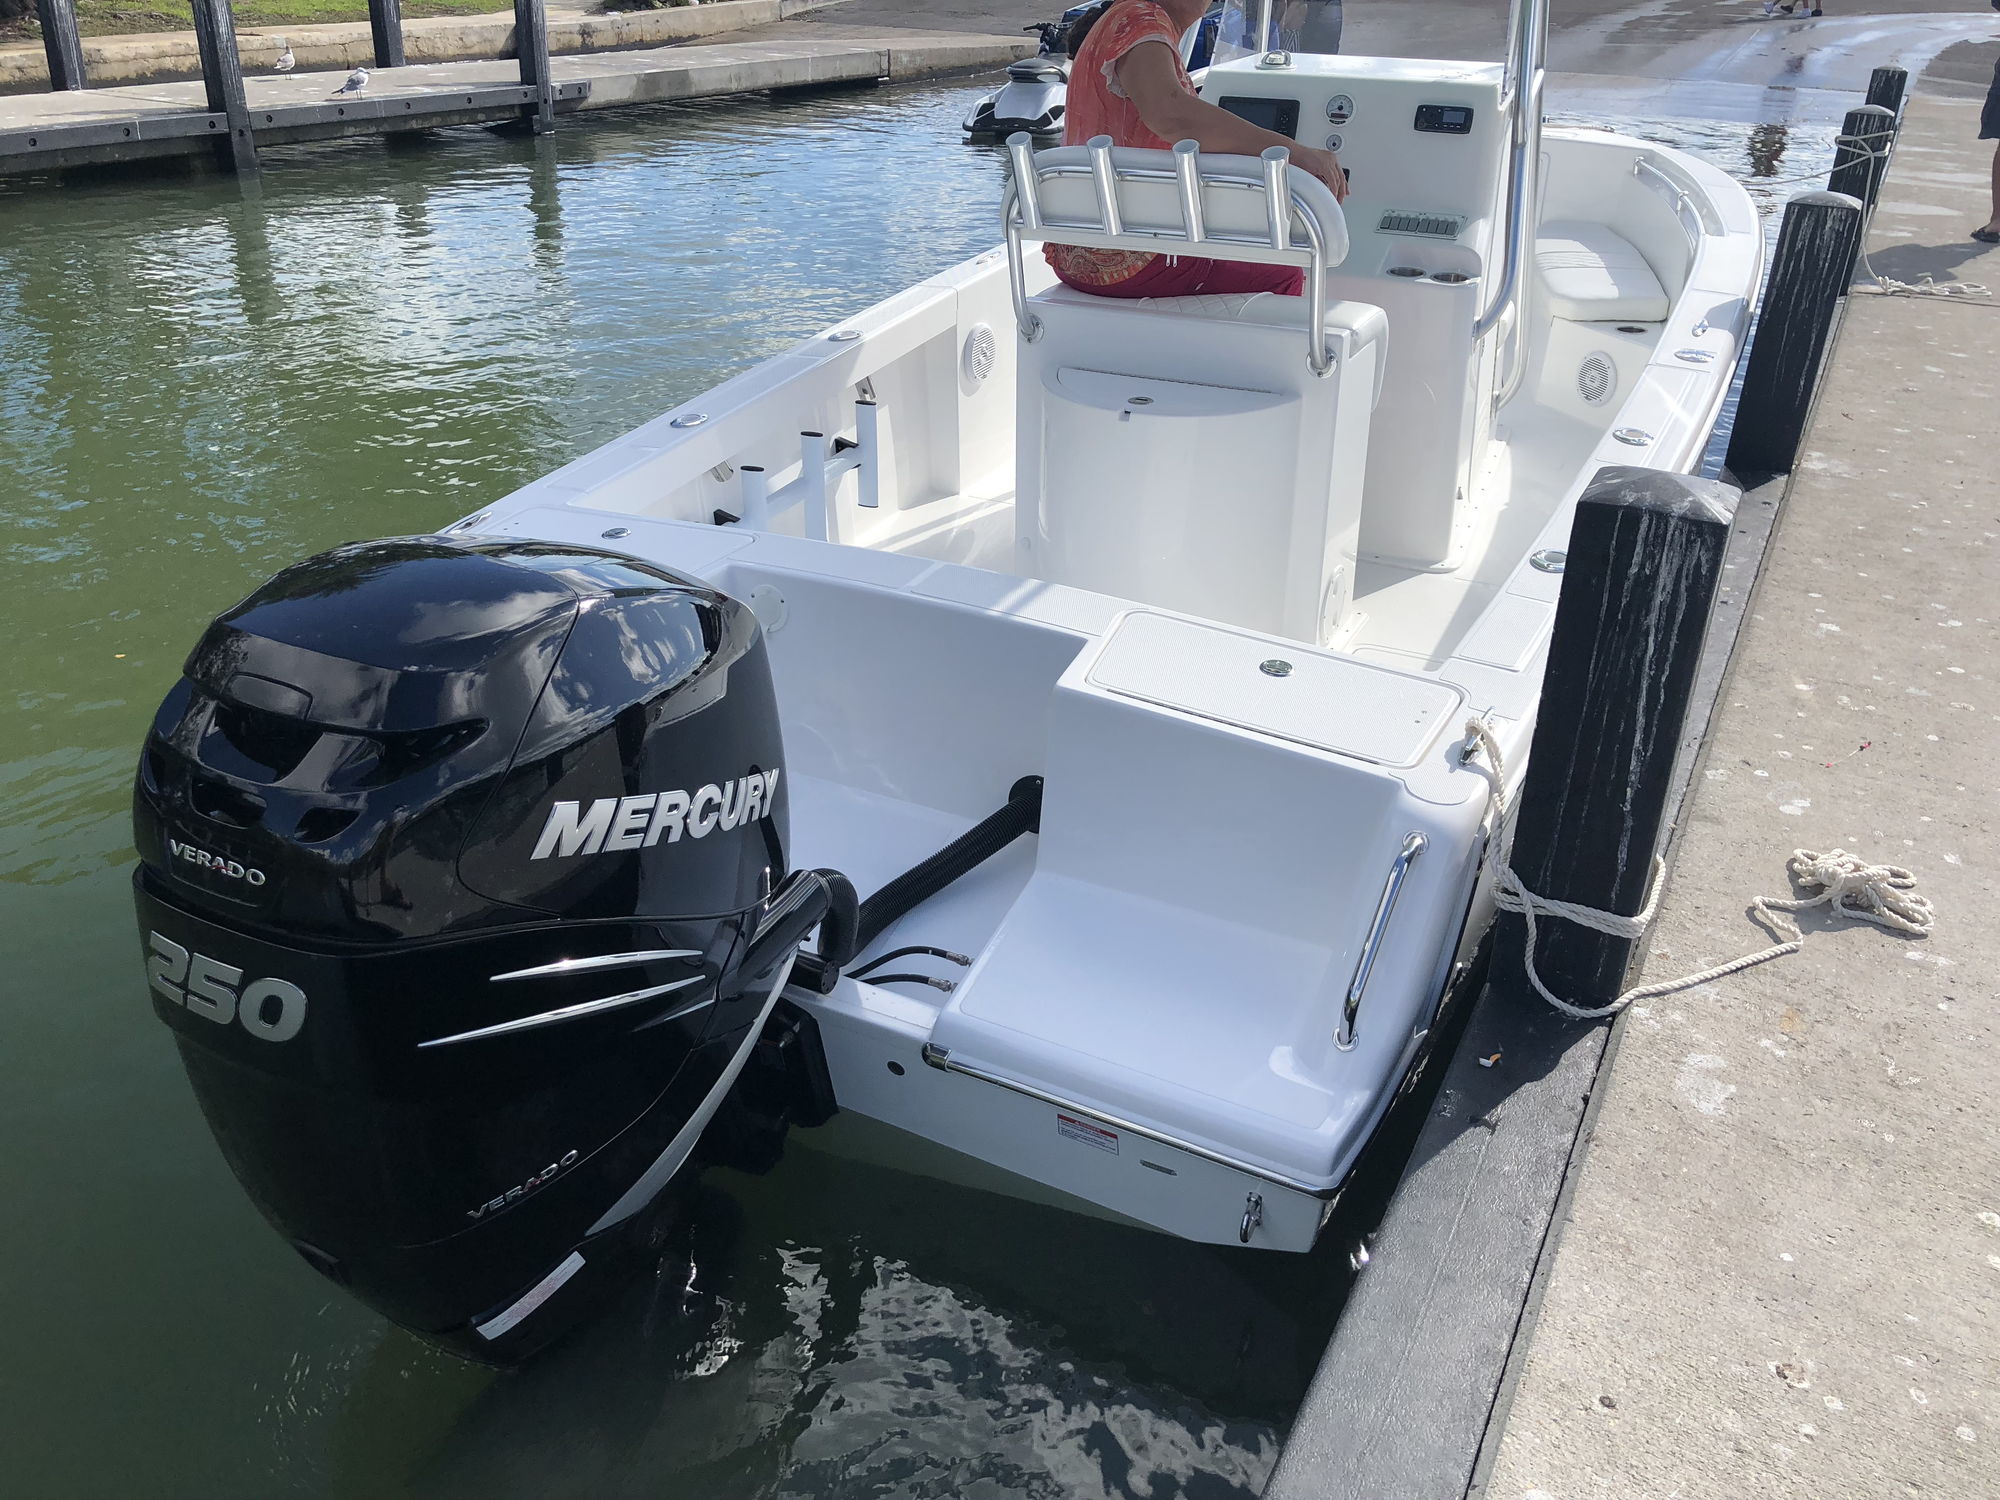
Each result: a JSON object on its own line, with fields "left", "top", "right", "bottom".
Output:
{"left": 132, "top": 535, "right": 828, "bottom": 1363}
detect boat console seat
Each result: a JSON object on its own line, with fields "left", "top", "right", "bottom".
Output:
{"left": 1535, "top": 220, "right": 1669, "bottom": 323}
{"left": 1002, "top": 139, "right": 1385, "bottom": 646}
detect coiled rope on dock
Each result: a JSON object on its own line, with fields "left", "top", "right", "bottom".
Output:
{"left": 1462, "top": 718, "right": 1936, "bottom": 1021}
{"left": 1755, "top": 125, "right": 1991, "bottom": 301}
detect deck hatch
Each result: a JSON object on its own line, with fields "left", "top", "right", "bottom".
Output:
{"left": 1085, "top": 612, "right": 1462, "bottom": 767}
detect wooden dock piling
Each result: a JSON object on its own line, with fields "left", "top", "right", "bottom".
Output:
{"left": 368, "top": 0, "right": 407, "bottom": 70}
{"left": 514, "top": 0, "right": 556, "bottom": 133}
{"left": 35, "top": 0, "right": 88, "bottom": 92}
{"left": 1722, "top": 191, "right": 1864, "bottom": 485}
{"left": 1865, "top": 64, "right": 1909, "bottom": 120}
{"left": 1488, "top": 467, "right": 1738, "bottom": 1010}
{"left": 189, "top": 0, "right": 259, "bottom": 175}
{"left": 1828, "top": 103, "right": 1896, "bottom": 209}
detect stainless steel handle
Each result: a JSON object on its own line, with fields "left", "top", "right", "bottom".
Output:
{"left": 1336, "top": 832, "right": 1429, "bottom": 1051}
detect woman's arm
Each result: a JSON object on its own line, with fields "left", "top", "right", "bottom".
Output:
{"left": 1116, "top": 39, "right": 1348, "bottom": 199}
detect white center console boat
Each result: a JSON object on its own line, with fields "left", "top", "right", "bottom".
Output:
{"left": 132, "top": 0, "right": 1763, "bottom": 1362}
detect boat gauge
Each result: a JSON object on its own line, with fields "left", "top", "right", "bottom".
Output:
{"left": 1326, "top": 94, "right": 1354, "bottom": 125}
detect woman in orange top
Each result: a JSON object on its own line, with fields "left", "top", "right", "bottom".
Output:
{"left": 1052, "top": 0, "right": 1349, "bottom": 299}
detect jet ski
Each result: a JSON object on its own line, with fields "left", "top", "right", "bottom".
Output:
{"left": 964, "top": 6, "right": 1225, "bottom": 145}
{"left": 963, "top": 21, "right": 1072, "bottom": 144}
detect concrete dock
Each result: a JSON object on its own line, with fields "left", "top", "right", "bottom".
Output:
{"left": 1483, "top": 85, "right": 2000, "bottom": 1500}
{"left": 0, "top": 27, "right": 1030, "bottom": 175}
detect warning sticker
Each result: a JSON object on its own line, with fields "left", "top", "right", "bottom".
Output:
{"left": 1057, "top": 1113, "right": 1119, "bottom": 1154}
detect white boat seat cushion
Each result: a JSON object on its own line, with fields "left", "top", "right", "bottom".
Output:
{"left": 1535, "top": 220, "right": 1669, "bottom": 323}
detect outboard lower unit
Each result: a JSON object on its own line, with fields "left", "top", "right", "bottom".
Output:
{"left": 132, "top": 537, "right": 840, "bottom": 1363}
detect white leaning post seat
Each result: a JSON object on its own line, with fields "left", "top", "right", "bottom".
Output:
{"left": 1534, "top": 219, "right": 1670, "bottom": 323}
{"left": 1004, "top": 134, "right": 1388, "bottom": 646}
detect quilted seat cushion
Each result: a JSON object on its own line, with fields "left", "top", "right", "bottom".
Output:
{"left": 1535, "top": 220, "right": 1670, "bottom": 323}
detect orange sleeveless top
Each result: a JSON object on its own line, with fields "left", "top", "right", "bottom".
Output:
{"left": 1047, "top": 2, "right": 1190, "bottom": 288}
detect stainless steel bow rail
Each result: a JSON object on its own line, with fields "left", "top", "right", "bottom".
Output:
{"left": 1002, "top": 131, "right": 1343, "bottom": 375}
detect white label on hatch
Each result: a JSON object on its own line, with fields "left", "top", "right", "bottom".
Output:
{"left": 1058, "top": 1113, "right": 1118, "bottom": 1154}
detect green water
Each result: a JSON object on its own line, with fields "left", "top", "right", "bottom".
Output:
{"left": 0, "top": 80, "right": 1839, "bottom": 1497}
{"left": 0, "top": 86, "right": 1361, "bottom": 1499}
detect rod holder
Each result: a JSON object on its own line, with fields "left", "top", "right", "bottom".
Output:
{"left": 799, "top": 432, "right": 832, "bottom": 542}
{"left": 855, "top": 399, "right": 880, "bottom": 509}
{"left": 738, "top": 465, "right": 769, "bottom": 530}
{"left": 1173, "top": 139, "right": 1207, "bottom": 244}
{"left": 1260, "top": 146, "right": 1292, "bottom": 251}
{"left": 1087, "top": 134, "right": 1124, "bottom": 236}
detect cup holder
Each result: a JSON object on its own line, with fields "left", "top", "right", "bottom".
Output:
{"left": 1387, "top": 266, "right": 1425, "bottom": 278}
{"left": 1428, "top": 271, "right": 1471, "bottom": 285}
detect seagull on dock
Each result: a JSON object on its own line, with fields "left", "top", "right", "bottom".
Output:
{"left": 330, "top": 67, "right": 369, "bottom": 97}
{"left": 274, "top": 38, "right": 295, "bottom": 73}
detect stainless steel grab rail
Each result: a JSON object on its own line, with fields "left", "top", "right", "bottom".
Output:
{"left": 920, "top": 1043, "right": 1338, "bottom": 1198}
{"left": 1335, "top": 832, "right": 1429, "bottom": 1051}
{"left": 1002, "top": 134, "right": 1340, "bottom": 376}
{"left": 1473, "top": 0, "right": 1549, "bottom": 345}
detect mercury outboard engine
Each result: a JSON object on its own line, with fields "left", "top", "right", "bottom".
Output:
{"left": 131, "top": 537, "right": 844, "bottom": 1364}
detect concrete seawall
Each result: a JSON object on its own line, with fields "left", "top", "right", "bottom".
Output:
{"left": 0, "top": 0, "right": 847, "bottom": 94}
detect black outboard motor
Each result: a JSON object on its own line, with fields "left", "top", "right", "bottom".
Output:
{"left": 131, "top": 537, "right": 839, "bottom": 1364}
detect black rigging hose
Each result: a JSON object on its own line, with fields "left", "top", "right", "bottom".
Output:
{"left": 853, "top": 776, "right": 1042, "bottom": 957}
{"left": 794, "top": 777, "right": 1042, "bottom": 994}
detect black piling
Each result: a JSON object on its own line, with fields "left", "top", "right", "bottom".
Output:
{"left": 514, "top": 0, "right": 556, "bottom": 134}
{"left": 1486, "top": 467, "right": 1737, "bottom": 1009}
{"left": 1722, "top": 191, "right": 1864, "bottom": 486}
{"left": 189, "top": 0, "right": 259, "bottom": 176}
{"left": 368, "top": 0, "right": 407, "bottom": 69}
{"left": 1865, "top": 64, "right": 1909, "bottom": 120}
{"left": 36, "top": 0, "right": 88, "bottom": 91}
{"left": 1828, "top": 103, "right": 1896, "bottom": 208}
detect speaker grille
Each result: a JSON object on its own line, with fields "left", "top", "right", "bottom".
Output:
{"left": 1577, "top": 353, "right": 1617, "bottom": 407}
{"left": 963, "top": 324, "right": 997, "bottom": 385}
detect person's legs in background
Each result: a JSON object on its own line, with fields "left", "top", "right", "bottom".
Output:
{"left": 1979, "top": 53, "right": 2000, "bottom": 242}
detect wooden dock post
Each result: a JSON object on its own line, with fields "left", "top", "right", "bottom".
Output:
{"left": 368, "top": 0, "right": 407, "bottom": 69}
{"left": 189, "top": 0, "right": 259, "bottom": 175}
{"left": 514, "top": 0, "right": 556, "bottom": 133}
{"left": 1722, "top": 191, "right": 1863, "bottom": 485}
{"left": 1828, "top": 103, "right": 1896, "bottom": 209}
{"left": 35, "top": 0, "right": 88, "bottom": 91}
{"left": 1865, "top": 64, "right": 1909, "bottom": 120}
{"left": 1488, "top": 466, "right": 1737, "bottom": 1009}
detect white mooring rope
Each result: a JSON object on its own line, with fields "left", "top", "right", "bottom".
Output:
{"left": 1462, "top": 719, "right": 1936, "bottom": 1020}
{"left": 1757, "top": 126, "right": 1992, "bottom": 300}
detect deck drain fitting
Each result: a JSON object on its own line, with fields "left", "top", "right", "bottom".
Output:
{"left": 1260, "top": 659, "right": 1293, "bottom": 678}
{"left": 1530, "top": 549, "right": 1567, "bottom": 574}
{"left": 600, "top": 527, "right": 630, "bottom": 540}
{"left": 1612, "top": 427, "right": 1654, "bottom": 446}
